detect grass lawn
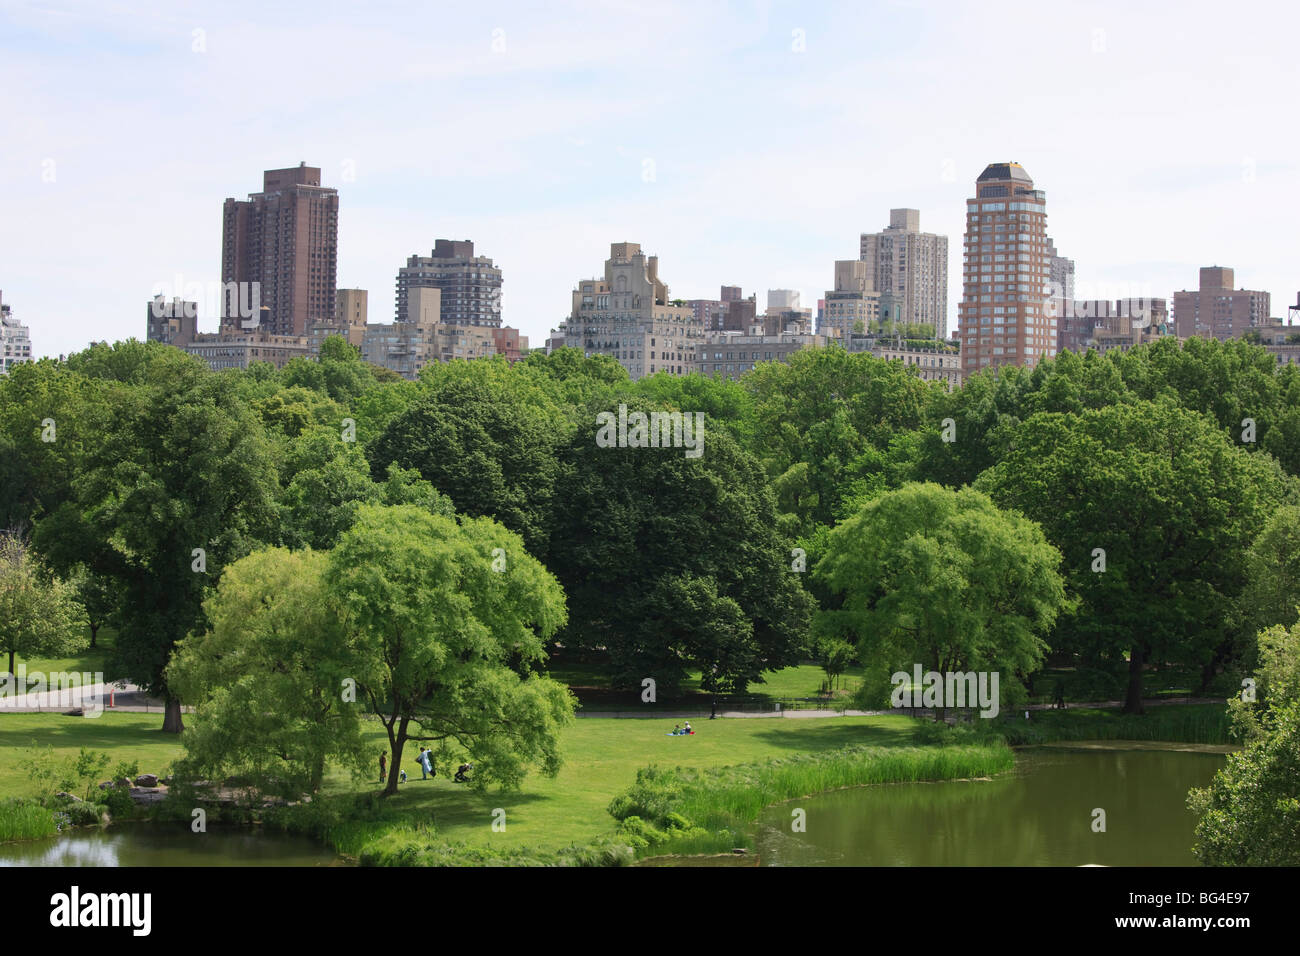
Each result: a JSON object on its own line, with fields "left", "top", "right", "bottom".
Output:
{"left": 0, "top": 709, "right": 915, "bottom": 853}
{"left": 8, "top": 628, "right": 121, "bottom": 684}
{"left": 326, "top": 713, "right": 912, "bottom": 852}
{"left": 0, "top": 711, "right": 184, "bottom": 799}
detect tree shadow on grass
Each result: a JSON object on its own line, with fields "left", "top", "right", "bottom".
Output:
{"left": 745, "top": 720, "right": 916, "bottom": 752}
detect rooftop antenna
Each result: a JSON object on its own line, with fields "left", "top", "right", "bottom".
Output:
{"left": 1289, "top": 293, "right": 1300, "bottom": 327}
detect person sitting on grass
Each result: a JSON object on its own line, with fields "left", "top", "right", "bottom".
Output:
{"left": 684, "top": 721, "right": 693, "bottom": 735}
{"left": 454, "top": 762, "right": 473, "bottom": 783}
{"left": 672, "top": 723, "right": 682, "bottom": 735}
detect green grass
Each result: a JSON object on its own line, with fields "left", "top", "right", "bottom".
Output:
{"left": 0, "top": 798, "right": 59, "bottom": 843}
{"left": 9, "top": 628, "right": 120, "bottom": 683}
{"left": 316, "top": 713, "right": 915, "bottom": 854}
{"left": 990, "top": 703, "right": 1233, "bottom": 745}
{"left": 0, "top": 712, "right": 183, "bottom": 799}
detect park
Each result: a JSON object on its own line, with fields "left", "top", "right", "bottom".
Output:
{"left": 1, "top": 337, "right": 1298, "bottom": 866}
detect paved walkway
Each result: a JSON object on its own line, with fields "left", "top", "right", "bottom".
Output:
{"left": 0, "top": 679, "right": 169, "bottom": 713}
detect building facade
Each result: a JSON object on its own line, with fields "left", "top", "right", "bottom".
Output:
{"left": 859, "top": 208, "right": 949, "bottom": 338}
{"left": 697, "top": 332, "right": 827, "bottom": 379}
{"left": 958, "top": 162, "right": 1056, "bottom": 374}
{"left": 394, "top": 240, "right": 503, "bottom": 327}
{"left": 146, "top": 295, "right": 199, "bottom": 346}
{"left": 183, "top": 332, "right": 313, "bottom": 371}
{"left": 0, "top": 292, "right": 33, "bottom": 374}
{"left": 567, "top": 242, "right": 703, "bottom": 381}
{"left": 842, "top": 333, "right": 963, "bottom": 389}
{"left": 821, "top": 260, "right": 881, "bottom": 339}
{"left": 221, "top": 163, "right": 339, "bottom": 336}
{"left": 1173, "top": 267, "right": 1271, "bottom": 340}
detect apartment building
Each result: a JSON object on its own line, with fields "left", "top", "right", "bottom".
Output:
{"left": 1173, "top": 267, "right": 1271, "bottom": 340}
{"left": 567, "top": 242, "right": 703, "bottom": 381}
{"left": 859, "top": 208, "right": 949, "bottom": 338}
{"left": 697, "top": 331, "right": 828, "bottom": 379}
{"left": 958, "top": 162, "right": 1056, "bottom": 373}
{"left": 395, "top": 240, "right": 503, "bottom": 327}
{"left": 146, "top": 295, "right": 199, "bottom": 346}
{"left": 821, "top": 260, "right": 881, "bottom": 339}
{"left": 183, "top": 331, "right": 313, "bottom": 371}
{"left": 221, "top": 163, "right": 339, "bottom": 336}
{"left": 0, "top": 292, "right": 33, "bottom": 374}
{"left": 842, "top": 333, "right": 963, "bottom": 389}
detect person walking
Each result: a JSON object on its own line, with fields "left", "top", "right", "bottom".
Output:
{"left": 419, "top": 747, "right": 434, "bottom": 780}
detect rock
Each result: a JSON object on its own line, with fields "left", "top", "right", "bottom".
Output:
{"left": 98, "top": 781, "right": 112, "bottom": 790}
{"left": 135, "top": 773, "right": 159, "bottom": 788}
{"left": 128, "top": 787, "right": 168, "bottom": 806}
{"left": 116, "top": 777, "right": 133, "bottom": 789}
{"left": 55, "top": 791, "right": 83, "bottom": 803}
{"left": 731, "top": 848, "right": 747, "bottom": 855}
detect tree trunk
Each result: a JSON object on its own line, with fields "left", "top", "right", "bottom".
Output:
{"left": 89, "top": 623, "right": 99, "bottom": 649}
{"left": 7, "top": 649, "right": 14, "bottom": 680}
{"left": 162, "top": 696, "right": 185, "bottom": 733}
{"left": 1124, "top": 646, "right": 1146, "bottom": 715}
{"left": 383, "top": 717, "right": 409, "bottom": 797}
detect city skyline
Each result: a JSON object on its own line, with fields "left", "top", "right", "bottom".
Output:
{"left": 5, "top": 0, "right": 1300, "bottom": 360}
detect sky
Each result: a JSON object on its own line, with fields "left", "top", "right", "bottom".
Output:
{"left": 4, "top": 0, "right": 1300, "bottom": 359}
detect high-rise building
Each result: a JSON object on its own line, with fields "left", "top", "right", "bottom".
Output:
{"left": 221, "top": 163, "right": 339, "bottom": 336}
{"left": 0, "top": 292, "right": 33, "bottom": 374}
{"left": 567, "top": 242, "right": 703, "bottom": 381}
{"left": 720, "top": 285, "right": 742, "bottom": 303}
{"left": 1173, "top": 267, "right": 1271, "bottom": 340}
{"left": 958, "top": 163, "right": 1056, "bottom": 374}
{"left": 395, "top": 240, "right": 503, "bottom": 327}
{"left": 821, "top": 260, "right": 880, "bottom": 339}
{"left": 859, "top": 208, "right": 949, "bottom": 337}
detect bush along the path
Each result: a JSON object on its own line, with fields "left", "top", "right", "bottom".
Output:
{"left": 607, "top": 743, "right": 1015, "bottom": 860}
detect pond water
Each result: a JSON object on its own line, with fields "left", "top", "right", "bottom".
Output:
{"left": 0, "top": 823, "right": 344, "bottom": 867}
{"left": 752, "top": 742, "right": 1230, "bottom": 867}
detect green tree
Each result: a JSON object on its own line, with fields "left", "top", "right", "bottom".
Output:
{"left": 745, "top": 345, "right": 929, "bottom": 535}
{"left": 367, "top": 373, "right": 566, "bottom": 556}
{"left": 167, "top": 548, "right": 369, "bottom": 797}
{"left": 548, "top": 404, "right": 813, "bottom": 694}
{"left": 53, "top": 345, "right": 279, "bottom": 732}
{"left": 1241, "top": 503, "right": 1300, "bottom": 636}
{"left": 814, "top": 483, "right": 1066, "bottom": 715}
{"left": 977, "top": 400, "right": 1293, "bottom": 712}
{"left": 328, "top": 505, "right": 574, "bottom": 796}
{"left": 1189, "top": 619, "right": 1300, "bottom": 865}
{"left": 0, "top": 532, "right": 88, "bottom": 680}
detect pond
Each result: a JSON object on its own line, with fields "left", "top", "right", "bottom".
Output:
{"left": 0, "top": 823, "right": 345, "bottom": 867}
{"left": 752, "top": 742, "right": 1230, "bottom": 866}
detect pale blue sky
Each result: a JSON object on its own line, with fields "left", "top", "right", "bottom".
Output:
{"left": 4, "top": 0, "right": 1299, "bottom": 358}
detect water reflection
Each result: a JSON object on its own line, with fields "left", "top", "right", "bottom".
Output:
{"left": 0, "top": 824, "right": 343, "bottom": 867}
{"left": 754, "top": 743, "right": 1228, "bottom": 867}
